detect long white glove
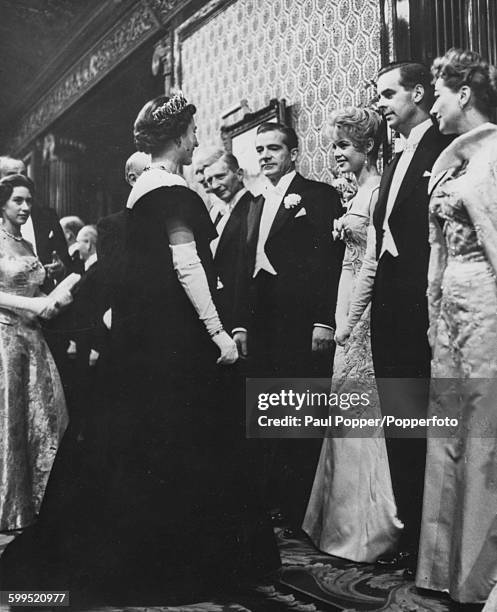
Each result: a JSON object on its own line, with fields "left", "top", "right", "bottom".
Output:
{"left": 170, "top": 241, "right": 238, "bottom": 365}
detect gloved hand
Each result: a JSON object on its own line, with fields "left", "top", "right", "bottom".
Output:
{"left": 212, "top": 330, "right": 239, "bottom": 365}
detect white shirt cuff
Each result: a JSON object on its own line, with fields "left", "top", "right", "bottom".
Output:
{"left": 313, "top": 323, "right": 335, "bottom": 331}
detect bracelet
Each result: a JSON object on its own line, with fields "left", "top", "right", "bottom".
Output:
{"left": 210, "top": 327, "right": 225, "bottom": 338}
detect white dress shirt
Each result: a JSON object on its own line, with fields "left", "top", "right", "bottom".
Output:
{"left": 210, "top": 188, "right": 247, "bottom": 257}
{"left": 381, "top": 119, "right": 432, "bottom": 258}
{"left": 253, "top": 170, "right": 296, "bottom": 277}
{"left": 21, "top": 216, "right": 37, "bottom": 255}
{"left": 84, "top": 252, "right": 98, "bottom": 271}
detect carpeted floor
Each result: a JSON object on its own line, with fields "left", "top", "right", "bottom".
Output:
{"left": 0, "top": 530, "right": 455, "bottom": 612}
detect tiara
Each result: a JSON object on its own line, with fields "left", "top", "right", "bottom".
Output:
{"left": 152, "top": 92, "right": 189, "bottom": 122}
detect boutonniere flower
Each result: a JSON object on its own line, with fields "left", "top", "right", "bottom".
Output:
{"left": 48, "top": 230, "right": 54, "bottom": 239}
{"left": 283, "top": 193, "right": 302, "bottom": 209}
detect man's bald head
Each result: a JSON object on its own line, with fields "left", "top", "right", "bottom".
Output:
{"left": 192, "top": 147, "right": 223, "bottom": 191}
{"left": 125, "top": 152, "right": 151, "bottom": 186}
{"left": 0, "top": 156, "right": 26, "bottom": 179}
{"left": 76, "top": 225, "right": 98, "bottom": 262}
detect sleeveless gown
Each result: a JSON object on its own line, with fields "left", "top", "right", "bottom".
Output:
{"left": 0, "top": 185, "right": 279, "bottom": 605}
{"left": 303, "top": 187, "right": 400, "bottom": 562}
{"left": 0, "top": 234, "right": 68, "bottom": 531}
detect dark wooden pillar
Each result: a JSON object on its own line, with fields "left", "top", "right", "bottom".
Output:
{"left": 41, "top": 133, "right": 86, "bottom": 217}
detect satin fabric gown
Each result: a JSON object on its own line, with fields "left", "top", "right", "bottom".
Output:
{"left": 303, "top": 188, "right": 400, "bottom": 562}
{"left": 417, "top": 124, "right": 497, "bottom": 603}
{"left": 0, "top": 234, "right": 68, "bottom": 531}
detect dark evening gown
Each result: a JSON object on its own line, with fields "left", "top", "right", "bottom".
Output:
{"left": 0, "top": 184, "right": 280, "bottom": 605}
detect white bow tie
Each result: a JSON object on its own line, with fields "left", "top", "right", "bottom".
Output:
{"left": 397, "top": 141, "right": 420, "bottom": 154}
{"left": 262, "top": 183, "right": 285, "bottom": 199}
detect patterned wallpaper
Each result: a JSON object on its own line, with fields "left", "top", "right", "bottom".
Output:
{"left": 179, "top": 0, "right": 381, "bottom": 185}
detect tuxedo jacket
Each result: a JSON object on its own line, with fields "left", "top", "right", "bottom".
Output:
{"left": 50, "top": 212, "right": 127, "bottom": 374}
{"left": 30, "top": 205, "right": 69, "bottom": 266}
{"left": 371, "top": 124, "right": 453, "bottom": 377}
{"left": 373, "top": 125, "right": 453, "bottom": 276}
{"left": 59, "top": 261, "right": 109, "bottom": 359}
{"left": 213, "top": 190, "right": 252, "bottom": 328}
{"left": 96, "top": 210, "right": 128, "bottom": 306}
{"left": 30, "top": 205, "right": 70, "bottom": 290}
{"left": 234, "top": 172, "right": 343, "bottom": 334}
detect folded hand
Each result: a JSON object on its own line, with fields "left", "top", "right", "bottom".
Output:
{"left": 213, "top": 330, "right": 239, "bottom": 365}
{"left": 335, "top": 326, "right": 351, "bottom": 346}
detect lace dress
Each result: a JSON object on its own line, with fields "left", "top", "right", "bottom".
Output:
{"left": 0, "top": 234, "right": 68, "bottom": 531}
{"left": 417, "top": 124, "right": 497, "bottom": 603}
{"left": 303, "top": 186, "right": 400, "bottom": 562}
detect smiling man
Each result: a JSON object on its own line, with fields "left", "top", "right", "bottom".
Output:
{"left": 232, "top": 122, "right": 344, "bottom": 534}
{"left": 371, "top": 62, "right": 453, "bottom": 576}
{"left": 204, "top": 153, "right": 252, "bottom": 329}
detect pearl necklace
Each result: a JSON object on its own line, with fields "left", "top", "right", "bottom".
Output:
{"left": 0, "top": 225, "right": 23, "bottom": 242}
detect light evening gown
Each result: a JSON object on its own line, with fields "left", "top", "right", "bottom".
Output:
{"left": 0, "top": 233, "right": 68, "bottom": 531}
{"left": 303, "top": 184, "right": 400, "bottom": 562}
{"left": 417, "top": 123, "right": 497, "bottom": 603}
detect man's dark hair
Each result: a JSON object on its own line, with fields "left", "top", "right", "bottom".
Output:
{"left": 256, "top": 122, "right": 298, "bottom": 150}
{"left": 378, "top": 61, "right": 434, "bottom": 109}
{"left": 218, "top": 152, "right": 240, "bottom": 173}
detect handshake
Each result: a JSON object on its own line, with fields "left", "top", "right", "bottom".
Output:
{"left": 37, "top": 273, "right": 81, "bottom": 320}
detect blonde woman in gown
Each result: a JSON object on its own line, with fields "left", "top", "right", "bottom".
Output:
{"left": 416, "top": 49, "right": 497, "bottom": 604}
{"left": 303, "top": 108, "right": 399, "bottom": 562}
{"left": 0, "top": 174, "right": 68, "bottom": 531}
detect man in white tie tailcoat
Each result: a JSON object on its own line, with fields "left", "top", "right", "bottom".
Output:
{"left": 232, "top": 122, "right": 343, "bottom": 532}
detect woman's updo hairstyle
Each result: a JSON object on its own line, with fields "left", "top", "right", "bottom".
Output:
{"left": 0, "top": 174, "right": 35, "bottom": 208}
{"left": 431, "top": 48, "right": 497, "bottom": 116}
{"left": 133, "top": 92, "right": 196, "bottom": 154}
{"left": 329, "top": 107, "right": 383, "bottom": 160}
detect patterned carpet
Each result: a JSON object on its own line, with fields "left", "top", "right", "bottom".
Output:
{"left": 0, "top": 530, "right": 452, "bottom": 612}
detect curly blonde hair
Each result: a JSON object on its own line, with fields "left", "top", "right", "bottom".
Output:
{"left": 329, "top": 107, "right": 383, "bottom": 159}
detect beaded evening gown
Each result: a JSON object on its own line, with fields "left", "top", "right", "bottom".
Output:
{"left": 303, "top": 185, "right": 400, "bottom": 562}
{"left": 0, "top": 232, "right": 68, "bottom": 531}
{"left": 417, "top": 124, "right": 497, "bottom": 603}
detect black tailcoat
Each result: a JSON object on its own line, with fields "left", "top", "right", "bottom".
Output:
{"left": 371, "top": 124, "right": 453, "bottom": 552}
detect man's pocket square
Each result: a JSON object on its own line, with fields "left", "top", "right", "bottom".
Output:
{"left": 422, "top": 171, "right": 431, "bottom": 178}
{"left": 295, "top": 208, "right": 307, "bottom": 218}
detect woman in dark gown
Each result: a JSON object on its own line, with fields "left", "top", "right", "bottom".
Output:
{"left": 0, "top": 93, "right": 279, "bottom": 605}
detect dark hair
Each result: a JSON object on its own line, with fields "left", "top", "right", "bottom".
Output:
{"left": 256, "top": 122, "right": 298, "bottom": 150}
{"left": 217, "top": 152, "right": 240, "bottom": 172}
{"left": 431, "top": 48, "right": 497, "bottom": 116}
{"left": 134, "top": 94, "right": 196, "bottom": 154}
{"left": 378, "top": 61, "right": 434, "bottom": 109}
{"left": 0, "top": 174, "right": 35, "bottom": 207}
{"left": 330, "top": 107, "right": 383, "bottom": 160}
